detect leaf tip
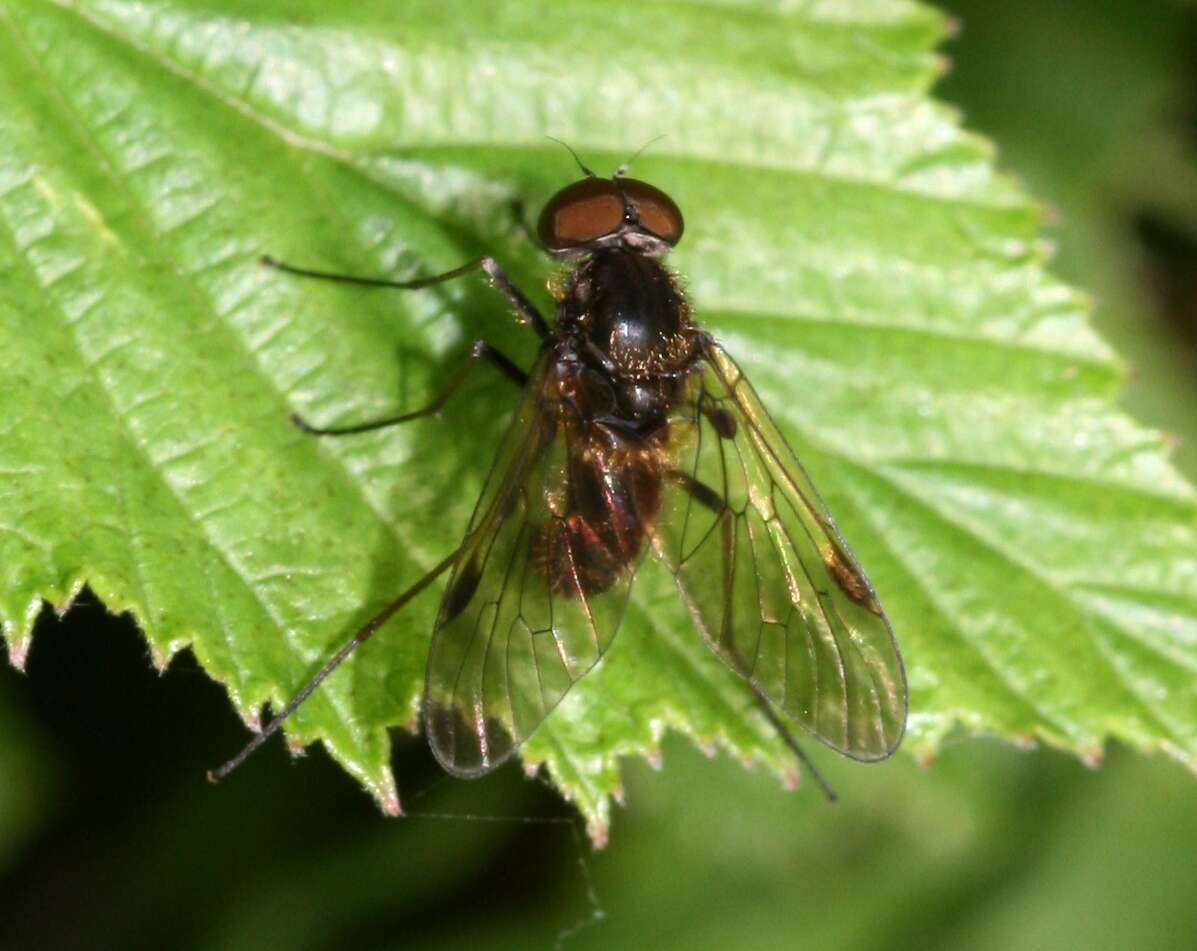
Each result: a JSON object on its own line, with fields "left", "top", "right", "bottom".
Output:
{"left": 150, "top": 645, "right": 176, "bottom": 673}
{"left": 47, "top": 579, "right": 85, "bottom": 620}
{"left": 6, "top": 637, "right": 29, "bottom": 673}
{"left": 399, "top": 710, "right": 421, "bottom": 735}
{"left": 375, "top": 770, "right": 402, "bottom": 817}
{"left": 587, "top": 814, "right": 610, "bottom": 850}
{"left": 242, "top": 708, "right": 263, "bottom": 734}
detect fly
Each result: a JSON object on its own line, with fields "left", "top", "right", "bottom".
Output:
{"left": 209, "top": 150, "right": 908, "bottom": 799}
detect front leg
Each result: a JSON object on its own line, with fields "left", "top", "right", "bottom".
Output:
{"left": 261, "top": 254, "right": 550, "bottom": 338}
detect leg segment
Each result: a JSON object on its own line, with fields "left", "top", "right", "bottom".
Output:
{"left": 262, "top": 254, "right": 550, "bottom": 339}
{"left": 208, "top": 546, "right": 460, "bottom": 784}
{"left": 292, "top": 340, "right": 527, "bottom": 437}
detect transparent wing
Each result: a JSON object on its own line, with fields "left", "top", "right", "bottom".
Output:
{"left": 423, "top": 358, "right": 640, "bottom": 777}
{"left": 654, "top": 338, "right": 907, "bottom": 760}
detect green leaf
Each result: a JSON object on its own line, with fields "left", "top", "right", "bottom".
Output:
{"left": 1, "top": 0, "right": 1194, "bottom": 840}
{"left": 939, "top": 0, "right": 1197, "bottom": 478}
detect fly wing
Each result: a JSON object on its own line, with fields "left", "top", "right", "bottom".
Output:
{"left": 654, "top": 339, "right": 907, "bottom": 760}
{"left": 423, "top": 357, "right": 640, "bottom": 777}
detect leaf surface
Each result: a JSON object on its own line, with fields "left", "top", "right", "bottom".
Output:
{"left": 1, "top": 0, "right": 1194, "bottom": 837}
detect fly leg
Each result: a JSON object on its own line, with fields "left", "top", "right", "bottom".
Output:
{"left": 291, "top": 341, "right": 527, "bottom": 437}
{"left": 210, "top": 253, "right": 542, "bottom": 783}
{"left": 207, "top": 547, "right": 461, "bottom": 785}
{"left": 212, "top": 349, "right": 520, "bottom": 781}
{"left": 261, "top": 254, "right": 550, "bottom": 338}
{"left": 667, "top": 469, "right": 838, "bottom": 803}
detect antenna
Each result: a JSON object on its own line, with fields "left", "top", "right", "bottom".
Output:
{"left": 545, "top": 136, "right": 596, "bottom": 178}
{"left": 614, "top": 134, "right": 668, "bottom": 179}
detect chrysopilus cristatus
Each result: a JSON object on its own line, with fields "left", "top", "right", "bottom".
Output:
{"left": 210, "top": 150, "right": 907, "bottom": 801}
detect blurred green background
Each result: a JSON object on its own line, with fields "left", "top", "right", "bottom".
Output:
{"left": 2, "top": 1, "right": 1195, "bottom": 948}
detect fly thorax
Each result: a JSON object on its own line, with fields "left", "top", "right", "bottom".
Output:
{"left": 567, "top": 248, "right": 694, "bottom": 379}
{"left": 554, "top": 363, "right": 616, "bottom": 420}
{"left": 616, "top": 379, "right": 670, "bottom": 420}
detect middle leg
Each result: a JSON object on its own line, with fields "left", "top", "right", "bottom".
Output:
{"left": 292, "top": 340, "right": 527, "bottom": 437}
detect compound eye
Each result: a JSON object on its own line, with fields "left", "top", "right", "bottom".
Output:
{"left": 537, "top": 178, "right": 625, "bottom": 251}
{"left": 620, "top": 179, "right": 684, "bottom": 246}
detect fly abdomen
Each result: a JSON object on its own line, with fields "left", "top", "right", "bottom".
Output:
{"left": 534, "top": 437, "right": 664, "bottom": 598}
{"left": 535, "top": 513, "right": 628, "bottom": 599}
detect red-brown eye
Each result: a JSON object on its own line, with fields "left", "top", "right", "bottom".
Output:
{"left": 537, "top": 178, "right": 684, "bottom": 251}
{"left": 619, "top": 179, "right": 684, "bottom": 246}
{"left": 537, "top": 178, "right": 624, "bottom": 251}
